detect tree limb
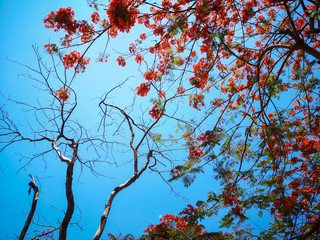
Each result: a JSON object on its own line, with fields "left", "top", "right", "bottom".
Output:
{"left": 19, "top": 175, "right": 39, "bottom": 240}
{"left": 297, "top": 217, "right": 320, "bottom": 240}
{"left": 92, "top": 150, "right": 153, "bottom": 240}
{"left": 58, "top": 144, "right": 78, "bottom": 240}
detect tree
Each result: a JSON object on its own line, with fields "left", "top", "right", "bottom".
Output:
{"left": 1, "top": 0, "right": 320, "bottom": 239}
{"left": 1, "top": 46, "right": 167, "bottom": 239}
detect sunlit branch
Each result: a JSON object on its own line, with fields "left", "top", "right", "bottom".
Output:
{"left": 93, "top": 150, "right": 153, "bottom": 240}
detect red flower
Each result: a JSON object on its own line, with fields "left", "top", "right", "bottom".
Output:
{"left": 149, "top": 104, "right": 164, "bottom": 119}
{"left": 189, "top": 94, "right": 205, "bottom": 110}
{"left": 44, "top": 7, "right": 95, "bottom": 44}
{"left": 143, "top": 68, "right": 161, "bottom": 81}
{"left": 135, "top": 53, "right": 144, "bottom": 64}
{"left": 158, "top": 90, "right": 166, "bottom": 99}
{"left": 43, "top": 43, "right": 58, "bottom": 54}
{"left": 108, "top": 26, "right": 118, "bottom": 38}
{"left": 129, "top": 43, "right": 137, "bottom": 54}
{"left": 268, "top": 113, "right": 274, "bottom": 118}
{"left": 136, "top": 82, "right": 151, "bottom": 96}
{"left": 116, "top": 56, "right": 126, "bottom": 67}
{"left": 62, "top": 51, "right": 90, "bottom": 73}
{"left": 55, "top": 88, "right": 70, "bottom": 102}
{"left": 177, "top": 86, "right": 185, "bottom": 94}
{"left": 189, "top": 146, "right": 204, "bottom": 160}
{"left": 91, "top": 12, "right": 100, "bottom": 24}
{"left": 107, "top": 0, "right": 139, "bottom": 32}
{"left": 189, "top": 76, "right": 207, "bottom": 89}
{"left": 43, "top": 7, "right": 77, "bottom": 35}
{"left": 140, "top": 33, "right": 146, "bottom": 40}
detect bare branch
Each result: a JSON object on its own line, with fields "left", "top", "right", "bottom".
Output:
{"left": 19, "top": 175, "right": 39, "bottom": 240}
{"left": 93, "top": 150, "right": 153, "bottom": 240}
{"left": 58, "top": 144, "right": 78, "bottom": 240}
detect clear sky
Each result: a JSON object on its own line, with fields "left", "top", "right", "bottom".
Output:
{"left": 0, "top": 1, "right": 224, "bottom": 239}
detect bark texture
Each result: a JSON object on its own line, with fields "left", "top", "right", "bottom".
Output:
{"left": 58, "top": 144, "right": 77, "bottom": 240}
{"left": 58, "top": 162, "right": 75, "bottom": 240}
{"left": 92, "top": 150, "right": 153, "bottom": 240}
{"left": 19, "top": 175, "right": 39, "bottom": 240}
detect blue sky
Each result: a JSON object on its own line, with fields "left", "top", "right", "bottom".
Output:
{"left": 0, "top": 1, "right": 224, "bottom": 239}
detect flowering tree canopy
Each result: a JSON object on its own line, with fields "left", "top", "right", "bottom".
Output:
{"left": 2, "top": 0, "right": 320, "bottom": 239}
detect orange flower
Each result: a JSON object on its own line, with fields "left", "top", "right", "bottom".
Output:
{"left": 149, "top": 104, "right": 164, "bottom": 119}
{"left": 55, "top": 88, "right": 70, "bottom": 102}
{"left": 107, "top": 0, "right": 139, "bottom": 32}
{"left": 91, "top": 12, "right": 100, "bottom": 24}
{"left": 116, "top": 56, "right": 126, "bottom": 67}
{"left": 43, "top": 43, "right": 58, "bottom": 54}
{"left": 62, "top": 51, "right": 90, "bottom": 73}
{"left": 177, "top": 86, "right": 185, "bottom": 94}
{"left": 135, "top": 53, "right": 144, "bottom": 64}
{"left": 136, "top": 82, "right": 151, "bottom": 96}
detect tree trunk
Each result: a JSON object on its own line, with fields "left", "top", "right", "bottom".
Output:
{"left": 19, "top": 175, "right": 39, "bottom": 240}
{"left": 58, "top": 162, "right": 75, "bottom": 240}
{"left": 92, "top": 150, "right": 152, "bottom": 240}
{"left": 92, "top": 174, "right": 139, "bottom": 240}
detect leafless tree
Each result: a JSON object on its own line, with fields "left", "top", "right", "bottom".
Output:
{"left": 0, "top": 47, "right": 188, "bottom": 240}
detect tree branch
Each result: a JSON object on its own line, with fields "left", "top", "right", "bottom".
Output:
{"left": 52, "top": 137, "right": 71, "bottom": 164}
{"left": 19, "top": 175, "right": 39, "bottom": 240}
{"left": 92, "top": 150, "right": 153, "bottom": 240}
{"left": 297, "top": 217, "right": 320, "bottom": 240}
{"left": 58, "top": 144, "right": 78, "bottom": 240}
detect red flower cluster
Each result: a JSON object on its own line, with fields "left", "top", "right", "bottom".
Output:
{"left": 149, "top": 104, "right": 164, "bottom": 119}
{"left": 78, "top": 20, "right": 95, "bottom": 43}
{"left": 43, "top": 43, "right": 58, "bottom": 54}
{"left": 143, "top": 68, "right": 161, "bottom": 81}
{"left": 129, "top": 43, "right": 137, "bottom": 54}
{"left": 91, "top": 12, "right": 100, "bottom": 24}
{"left": 116, "top": 56, "right": 126, "bottom": 67}
{"left": 170, "top": 167, "right": 181, "bottom": 178}
{"left": 189, "top": 94, "right": 205, "bottom": 110}
{"left": 158, "top": 90, "right": 166, "bottom": 99}
{"left": 189, "top": 58, "right": 210, "bottom": 89}
{"left": 98, "top": 56, "right": 108, "bottom": 63}
{"left": 108, "top": 26, "right": 118, "bottom": 38}
{"left": 43, "top": 7, "right": 95, "bottom": 45}
{"left": 188, "top": 146, "right": 204, "bottom": 160}
{"left": 55, "top": 88, "right": 70, "bottom": 102}
{"left": 107, "top": 0, "right": 139, "bottom": 32}
{"left": 62, "top": 51, "right": 90, "bottom": 73}
{"left": 300, "top": 139, "right": 319, "bottom": 156}
{"left": 136, "top": 82, "right": 151, "bottom": 96}
{"left": 44, "top": 7, "right": 77, "bottom": 34}
{"left": 177, "top": 86, "right": 185, "bottom": 94}
{"left": 189, "top": 76, "right": 207, "bottom": 89}
{"left": 143, "top": 205, "right": 207, "bottom": 238}
{"left": 222, "top": 186, "right": 239, "bottom": 207}
{"left": 139, "top": 33, "right": 146, "bottom": 40}
{"left": 135, "top": 53, "right": 144, "bottom": 64}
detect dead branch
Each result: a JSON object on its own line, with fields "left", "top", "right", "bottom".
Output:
{"left": 92, "top": 150, "right": 153, "bottom": 240}
{"left": 19, "top": 175, "right": 39, "bottom": 240}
